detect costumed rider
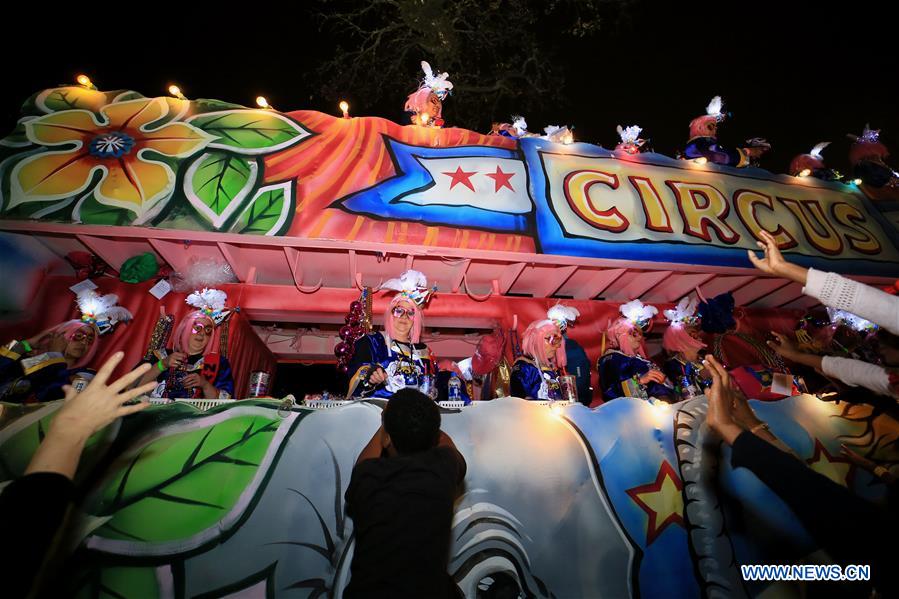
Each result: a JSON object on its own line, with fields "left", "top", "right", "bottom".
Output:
{"left": 347, "top": 270, "right": 438, "bottom": 398}
{"left": 510, "top": 314, "right": 568, "bottom": 401}
{"left": 405, "top": 61, "right": 452, "bottom": 127}
{"left": 0, "top": 291, "right": 132, "bottom": 403}
{"left": 615, "top": 125, "right": 648, "bottom": 155}
{"left": 598, "top": 300, "right": 674, "bottom": 402}
{"left": 847, "top": 125, "right": 899, "bottom": 188}
{"left": 549, "top": 304, "right": 592, "bottom": 405}
{"left": 661, "top": 297, "right": 711, "bottom": 401}
{"left": 789, "top": 142, "right": 840, "bottom": 181}
{"left": 136, "top": 288, "right": 235, "bottom": 400}
{"left": 684, "top": 95, "right": 769, "bottom": 167}
{"left": 490, "top": 116, "right": 535, "bottom": 138}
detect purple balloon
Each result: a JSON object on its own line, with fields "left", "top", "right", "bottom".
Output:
{"left": 338, "top": 325, "right": 353, "bottom": 340}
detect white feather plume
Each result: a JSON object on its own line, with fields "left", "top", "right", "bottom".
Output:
{"left": 620, "top": 299, "right": 658, "bottom": 325}
{"left": 810, "top": 141, "right": 830, "bottom": 158}
{"left": 663, "top": 297, "right": 698, "bottom": 325}
{"left": 512, "top": 115, "right": 528, "bottom": 135}
{"left": 76, "top": 291, "right": 132, "bottom": 324}
{"left": 380, "top": 269, "right": 428, "bottom": 293}
{"left": 420, "top": 60, "right": 453, "bottom": 96}
{"left": 617, "top": 124, "right": 642, "bottom": 144}
{"left": 706, "top": 95, "right": 723, "bottom": 117}
{"left": 543, "top": 125, "right": 573, "bottom": 144}
{"left": 186, "top": 288, "right": 228, "bottom": 312}
{"left": 547, "top": 304, "right": 580, "bottom": 328}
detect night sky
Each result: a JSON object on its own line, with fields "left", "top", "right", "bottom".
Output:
{"left": 3, "top": 2, "right": 895, "bottom": 175}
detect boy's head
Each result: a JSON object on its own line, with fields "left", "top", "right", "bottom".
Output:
{"left": 383, "top": 388, "right": 440, "bottom": 455}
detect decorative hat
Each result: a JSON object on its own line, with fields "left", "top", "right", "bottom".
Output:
{"left": 789, "top": 142, "right": 830, "bottom": 176}
{"left": 543, "top": 125, "right": 574, "bottom": 144}
{"left": 617, "top": 124, "right": 643, "bottom": 145}
{"left": 186, "top": 288, "right": 230, "bottom": 324}
{"left": 472, "top": 329, "right": 505, "bottom": 376}
{"left": 689, "top": 96, "right": 727, "bottom": 139}
{"left": 619, "top": 299, "right": 657, "bottom": 329}
{"left": 380, "top": 269, "right": 436, "bottom": 306}
{"left": 848, "top": 124, "right": 889, "bottom": 165}
{"left": 76, "top": 291, "right": 133, "bottom": 335}
{"left": 697, "top": 292, "right": 736, "bottom": 334}
{"left": 418, "top": 60, "right": 453, "bottom": 100}
{"left": 827, "top": 307, "right": 877, "bottom": 332}
{"left": 547, "top": 304, "right": 580, "bottom": 331}
{"left": 663, "top": 297, "right": 700, "bottom": 328}
{"left": 511, "top": 115, "right": 528, "bottom": 136}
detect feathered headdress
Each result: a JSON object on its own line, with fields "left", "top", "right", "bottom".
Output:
{"left": 706, "top": 95, "right": 725, "bottom": 121}
{"left": 543, "top": 125, "right": 574, "bottom": 144}
{"left": 663, "top": 297, "right": 699, "bottom": 328}
{"left": 419, "top": 61, "right": 453, "bottom": 99}
{"left": 380, "top": 269, "right": 437, "bottom": 306}
{"left": 76, "top": 291, "right": 133, "bottom": 335}
{"left": 547, "top": 304, "right": 580, "bottom": 331}
{"left": 827, "top": 307, "right": 877, "bottom": 332}
{"left": 619, "top": 299, "right": 657, "bottom": 329}
{"left": 858, "top": 124, "right": 880, "bottom": 144}
{"left": 511, "top": 115, "right": 528, "bottom": 136}
{"left": 617, "top": 124, "right": 643, "bottom": 145}
{"left": 186, "top": 288, "right": 229, "bottom": 324}
{"left": 809, "top": 141, "right": 831, "bottom": 158}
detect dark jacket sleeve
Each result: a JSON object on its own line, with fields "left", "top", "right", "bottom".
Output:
{"left": 510, "top": 361, "right": 542, "bottom": 399}
{"left": 214, "top": 356, "right": 236, "bottom": 397}
{"left": 0, "top": 472, "right": 75, "bottom": 598}
{"left": 730, "top": 431, "right": 899, "bottom": 592}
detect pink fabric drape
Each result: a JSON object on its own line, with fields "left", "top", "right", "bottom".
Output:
{"left": 0, "top": 276, "right": 276, "bottom": 397}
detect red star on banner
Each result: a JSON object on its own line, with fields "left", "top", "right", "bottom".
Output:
{"left": 806, "top": 439, "right": 855, "bottom": 487}
{"left": 625, "top": 460, "right": 685, "bottom": 546}
{"left": 442, "top": 166, "right": 477, "bottom": 192}
{"left": 485, "top": 166, "right": 515, "bottom": 192}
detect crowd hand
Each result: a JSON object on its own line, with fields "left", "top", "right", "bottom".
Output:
{"left": 704, "top": 355, "right": 744, "bottom": 445}
{"left": 368, "top": 366, "right": 388, "bottom": 385}
{"left": 746, "top": 230, "right": 808, "bottom": 285}
{"left": 49, "top": 353, "right": 156, "bottom": 443}
{"left": 639, "top": 369, "right": 666, "bottom": 385}
{"left": 182, "top": 373, "right": 212, "bottom": 392}
{"left": 767, "top": 332, "right": 802, "bottom": 361}
{"left": 164, "top": 351, "right": 188, "bottom": 369}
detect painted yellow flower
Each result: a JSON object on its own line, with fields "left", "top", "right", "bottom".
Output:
{"left": 10, "top": 98, "right": 213, "bottom": 220}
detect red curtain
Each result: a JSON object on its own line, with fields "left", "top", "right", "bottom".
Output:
{"left": 0, "top": 276, "right": 276, "bottom": 398}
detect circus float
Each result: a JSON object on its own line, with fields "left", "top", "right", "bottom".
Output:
{"left": 1, "top": 74, "right": 898, "bottom": 598}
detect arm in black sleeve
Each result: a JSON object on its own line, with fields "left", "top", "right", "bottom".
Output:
{"left": 731, "top": 431, "right": 898, "bottom": 591}
{"left": 0, "top": 472, "right": 75, "bottom": 598}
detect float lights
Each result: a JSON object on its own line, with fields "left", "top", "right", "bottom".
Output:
{"left": 339, "top": 100, "right": 350, "bottom": 119}
{"left": 256, "top": 96, "right": 271, "bottom": 110}
{"left": 693, "top": 157, "right": 708, "bottom": 165}
{"left": 168, "top": 84, "right": 187, "bottom": 100}
{"left": 420, "top": 112, "right": 430, "bottom": 126}
{"left": 798, "top": 169, "right": 811, "bottom": 178}
{"left": 76, "top": 74, "right": 96, "bottom": 89}
{"left": 852, "top": 178, "right": 863, "bottom": 185}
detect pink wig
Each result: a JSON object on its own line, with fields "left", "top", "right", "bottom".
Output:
{"left": 689, "top": 115, "right": 717, "bottom": 139}
{"left": 404, "top": 87, "right": 440, "bottom": 116}
{"left": 384, "top": 295, "right": 423, "bottom": 343}
{"left": 521, "top": 320, "right": 567, "bottom": 370}
{"left": 173, "top": 312, "right": 216, "bottom": 355}
{"left": 662, "top": 324, "right": 706, "bottom": 355}
{"left": 49, "top": 320, "right": 100, "bottom": 370}
{"left": 606, "top": 318, "right": 647, "bottom": 357}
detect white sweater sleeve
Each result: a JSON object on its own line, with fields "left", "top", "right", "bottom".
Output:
{"left": 803, "top": 269, "right": 899, "bottom": 335}
{"left": 821, "top": 356, "right": 896, "bottom": 398}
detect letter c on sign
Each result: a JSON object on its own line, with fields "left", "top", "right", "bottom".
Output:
{"left": 563, "top": 169, "right": 628, "bottom": 233}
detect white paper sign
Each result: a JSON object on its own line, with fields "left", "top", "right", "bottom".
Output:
{"left": 771, "top": 372, "right": 793, "bottom": 396}
{"left": 69, "top": 279, "right": 98, "bottom": 294}
{"left": 149, "top": 279, "right": 172, "bottom": 299}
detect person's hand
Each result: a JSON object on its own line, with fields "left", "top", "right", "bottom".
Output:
{"left": 164, "top": 351, "right": 187, "bottom": 369}
{"left": 368, "top": 366, "right": 388, "bottom": 385}
{"left": 182, "top": 373, "right": 210, "bottom": 390}
{"left": 48, "top": 352, "right": 156, "bottom": 443}
{"left": 746, "top": 230, "right": 789, "bottom": 276}
{"left": 639, "top": 370, "right": 666, "bottom": 385}
{"left": 46, "top": 331, "right": 67, "bottom": 354}
{"left": 730, "top": 386, "right": 765, "bottom": 432}
{"left": 704, "top": 355, "right": 744, "bottom": 445}
{"left": 767, "top": 331, "right": 803, "bottom": 361}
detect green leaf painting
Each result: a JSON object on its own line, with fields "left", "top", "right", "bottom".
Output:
{"left": 0, "top": 118, "right": 35, "bottom": 148}
{"left": 188, "top": 110, "right": 311, "bottom": 154}
{"left": 86, "top": 409, "right": 297, "bottom": 550}
{"left": 230, "top": 182, "right": 294, "bottom": 235}
{"left": 184, "top": 151, "right": 258, "bottom": 229}
{"left": 73, "top": 192, "right": 137, "bottom": 226}
{"left": 72, "top": 565, "right": 160, "bottom": 599}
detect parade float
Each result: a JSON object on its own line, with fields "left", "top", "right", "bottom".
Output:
{"left": 1, "top": 80, "right": 898, "bottom": 597}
